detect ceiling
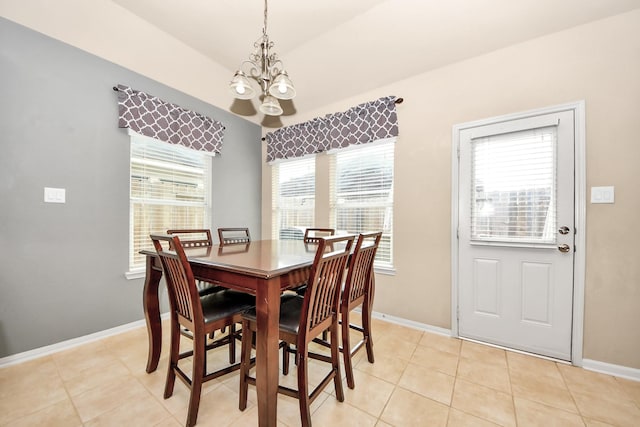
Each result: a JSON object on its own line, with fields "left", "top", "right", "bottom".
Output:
{"left": 111, "top": 0, "right": 640, "bottom": 116}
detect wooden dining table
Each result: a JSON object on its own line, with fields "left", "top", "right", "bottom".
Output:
{"left": 140, "top": 239, "right": 319, "bottom": 427}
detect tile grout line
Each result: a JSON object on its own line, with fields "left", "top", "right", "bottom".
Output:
{"left": 505, "top": 351, "right": 519, "bottom": 427}
{"left": 53, "top": 354, "right": 86, "bottom": 426}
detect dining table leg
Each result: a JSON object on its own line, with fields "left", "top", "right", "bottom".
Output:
{"left": 255, "top": 277, "right": 281, "bottom": 426}
{"left": 143, "top": 254, "right": 163, "bottom": 373}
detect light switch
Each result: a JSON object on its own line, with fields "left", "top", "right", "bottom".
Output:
{"left": 44, "top": 187, "right": 66, "bottom": 203}
{"left": 591, "top": 186, "right": 614, "bottom": 204}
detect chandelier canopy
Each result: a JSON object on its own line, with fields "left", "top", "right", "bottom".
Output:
{"left": 228, "top": 0, "right": 296, "bottom": 116}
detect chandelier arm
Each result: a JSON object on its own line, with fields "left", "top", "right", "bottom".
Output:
{"left": 236, "top": 60, "right": 260, "bottom": 80}
{"left": 268, "top": 59, "right": 284, "bottom": 77}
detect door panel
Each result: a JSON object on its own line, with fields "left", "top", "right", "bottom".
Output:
{"left": 521, "top": 261, "right": 551, "bottom": 324}
{"left": 474, "top": 258, "right": 499, "bottom": 315}
{"left": 458, "top": 109, "right": 575, "bottom": 361}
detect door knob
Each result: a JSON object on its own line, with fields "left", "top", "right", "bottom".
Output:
{"left": 558, "top": 244, "right": 571, "bottom": 253}
{"left": 558, "top": 226, "right": 570, "bottom": 235}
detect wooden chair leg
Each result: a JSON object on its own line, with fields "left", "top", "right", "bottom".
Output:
{"left": 238, "top": 320, "right": 252, "bottom": 411}
{"left": 229, "top": 323, "right": 237, "bottom": 364}
{"left": 296, "top": 350, "right": 312, "bottom": 427}
{"left": 282, "top": 343, "right": 290, "bottom": 375}
{"left": 341, "top": 311, "right": 356, "bottom": 389}
{"left": 362, "top": 300, "right": 375, "bottom": 363}
{"left": 331, "top": 322, "right": 345, "bottom": 401}
{"left": 202, "top": 333, "right": 208, "bottom": 375}
{"left": 164, "top": 319, "right": 180, "bottom": 398}
{"left": 186, "top": 336, "right": 205, "bottom": 427}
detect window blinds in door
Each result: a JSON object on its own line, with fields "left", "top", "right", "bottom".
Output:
{"left": 470, "top": 126, "right": 557, "bottom": 245}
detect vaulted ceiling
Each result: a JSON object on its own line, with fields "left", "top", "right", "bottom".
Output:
{"left": 112, "top": 0, "right": 640, "bottom": 115}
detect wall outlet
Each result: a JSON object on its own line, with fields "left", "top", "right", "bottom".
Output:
{"left": 591, "top": 186, "right": 614, "bottom": 204}
{"left": 44, "top": 187, "right": 66, "bottom": 203}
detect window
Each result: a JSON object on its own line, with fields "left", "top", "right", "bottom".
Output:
{"left": 330, "top": 141, "right": 395, "bottom": 269}
{"left": 470, "top": 126, "right": 556, "bottom": 244}
{"left": 129, "top": 132, "right": 211, "bottom": 271}
{"left": 272, "top": 157, "right": 316, "bottom": 240}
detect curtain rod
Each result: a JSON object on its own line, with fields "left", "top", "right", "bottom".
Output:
{"left": 114, "top": 86, "right": 403, "bottom": 104}
{"left": 115, "top": 86, "right": 402, "bottom": 102}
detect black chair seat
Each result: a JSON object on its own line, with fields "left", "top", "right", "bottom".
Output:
{"left": 243, "top": 294, "right": 303, "bottom": 335}
{"left": 197, "top": 283, "right": 225, "bottom": 296}
{"left": 200, "top": 290, "right": 255, "bottom": 324}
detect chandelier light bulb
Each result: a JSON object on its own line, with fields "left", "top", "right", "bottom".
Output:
{"left": 229, "top": 71, "right": 255, "bottom": 100}
{"left": 278, "top": 80, "right": 287, "bottom": 94}
{"left": 268, "top": 72, "right": 296, "bottom": 100}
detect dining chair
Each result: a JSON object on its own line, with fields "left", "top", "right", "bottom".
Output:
{"left": 338, "top": 231, "right": 382, "bottom": 389}
{"left": 303, "top": 227, "right": 335, "bottom": 243}
{"left": 151, "top": 234, "right": 255, "bottom": 427}
{"left": 167, "top": 228, "right": 250, "bottom": 360}
{"left": 238, "top": 234, "right": 355, "bottom": 427}
{"left": 293, "top": 228, "right": 336, "bottom": 297}
{"left": 166, "top": 229, "right": 222, "bottom": 297}
{"left": 217, "top": 227, "right": 251, "bottom": 245}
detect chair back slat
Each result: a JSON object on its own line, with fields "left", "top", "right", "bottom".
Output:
{"left": 303, "top": 228, "right": 335, "bottom": 243}
{"left": 166, "top": 256, "right": 193, "bottom": 320}
{"left": 344, "top": 232, "right": 382, "bottom": 307}
{"left": 151, "top": 234, "right": 202, "bottom": 326}
{"left": 166, "top": 229, "right": 212, "bottom": 248}
{"left": 218, "top": 228, "right": 251, "bottom": 245}
{"left": 300, "top": 235, "right": 354, "bottom": 340}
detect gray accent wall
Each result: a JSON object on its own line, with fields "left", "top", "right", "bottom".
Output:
{"left": 0, "top": 18, "right": 262, "bottom": 358}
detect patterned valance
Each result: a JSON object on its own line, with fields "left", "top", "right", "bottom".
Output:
{"left": 116, "top": 84, "right": 225, "bottom": 155}
{"left": 265, "top": 96, "right": 399, "bottom": 162}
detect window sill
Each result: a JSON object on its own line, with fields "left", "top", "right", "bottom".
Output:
{"left": 125, "top": 269, "right": 145, "bottom": 280}
{"left": 374, "top": 266, "right": 396, "bottom": 276}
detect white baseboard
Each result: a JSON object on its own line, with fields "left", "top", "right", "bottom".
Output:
{"left": 0, "top": 313, "right": 170, "bottom": 369}
{"left": 583, "top": 358, "right": 640, "bottom": 382}
{"left": 370, "top": 310, "right": 453, "bottom": 337}
{"left": 2, "top": 311, "right": 638, "bottom": 383}
{"left": 370, "top": 310, "right": 639, "bottom": 382}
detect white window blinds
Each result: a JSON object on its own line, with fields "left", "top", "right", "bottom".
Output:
{"left": 272, "top": 157, "right": 316, "bottom": 240}
{"left": 330, "top": 141, "right": 395, "bottom": 268}
{"left": 130, "top": 133, "right": 211, "bottom": 270}
{"left": 470, "top": 126, "right": 557, "bottom": 244}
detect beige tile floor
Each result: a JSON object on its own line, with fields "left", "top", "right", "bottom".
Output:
{"left": 1, "top": 315, "right": 639, "bottom": 427}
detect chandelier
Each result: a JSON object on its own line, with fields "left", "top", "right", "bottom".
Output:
{"left": 228, "top": 0, "right": 296, "bottom": 116}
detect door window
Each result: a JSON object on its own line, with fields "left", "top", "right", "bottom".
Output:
{"left": 470, "top": 126, "right": 557, "bottom": 245}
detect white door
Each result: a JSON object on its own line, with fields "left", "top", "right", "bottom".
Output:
{"left": 457, "top": 109, "right": 575, "bottom": 361}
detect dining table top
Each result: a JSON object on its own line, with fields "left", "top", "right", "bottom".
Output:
{"left": 142, "top": 239, "right": 326, "bottom": 279}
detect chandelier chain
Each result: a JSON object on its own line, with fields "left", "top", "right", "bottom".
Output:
{"left": 263, "top": 0, "right": 268, "bottom": 37}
